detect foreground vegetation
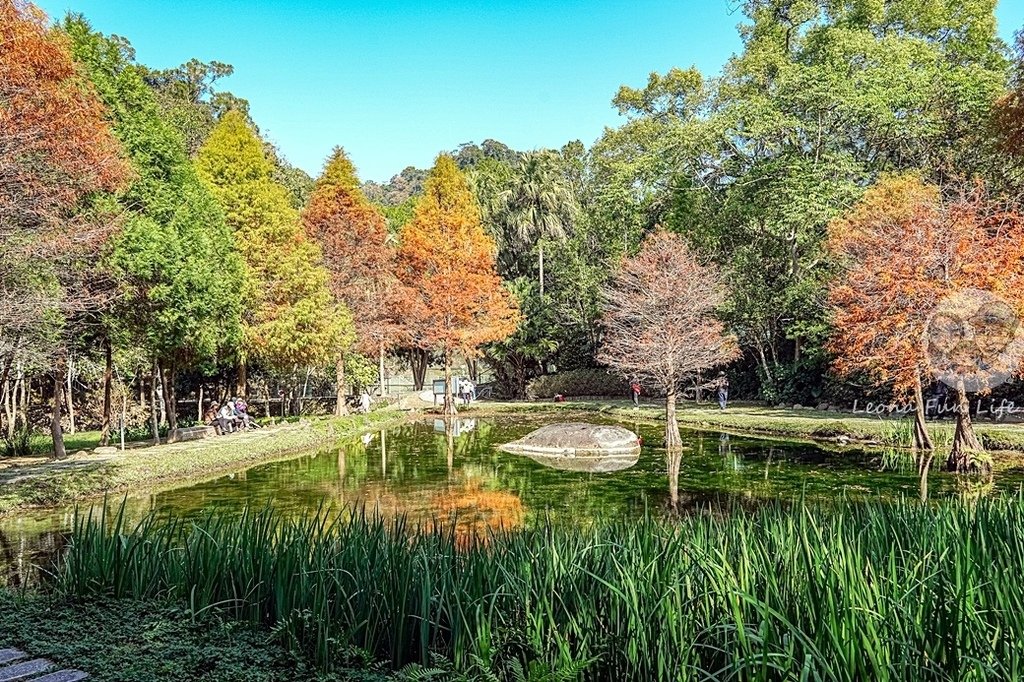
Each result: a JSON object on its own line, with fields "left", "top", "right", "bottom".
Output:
{"left": 0, "top": 411, "right": 404, "bottom": 516}
{"left": 0, "top": 593, "right": 393, "bottom": 682}
{"left": 47, "top": 497, "right": 1024, "bottom": 681}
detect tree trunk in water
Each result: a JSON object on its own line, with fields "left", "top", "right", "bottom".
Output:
{"left": 443, "top": 353, "right": 457, "bottom": 416}
{"left": 411, "top": 349, "right": 428, "bottom": 392}
{"left": 149, "top": 362, "right": 160, "bottom": 445}
{"left": 947, "top": 381, "right": 986, "bottom": 473}
{"left": 445, "top": 417, "right": 455, "bottom": 472}
{"left": 912, "top": 375, "right": 934, "bottom": 452}
{"left": 666, "top": 448, "right": 682, "bottom": 511}
{"left": 665, "top": 390, "right": 682, "bottom": 449}
{"left": 378, "top": 343, "right": 385, "bottom": 397}
{"left": 918, "top": 452, "right": 934, "bottom": 503}
{"left": 99, "top": 339, "right": 113, "bottom": 446}
{"left": 335, "top": 354, "right": 347, "bottom": 416}
{"left": 236, "top": 361, "right": 248, "bottom": 398}
{"left": 162, "top": 363, "right": 178, "bottom": 442}
{"left": 51, "top": 356, "right": 66, "bottom": 460}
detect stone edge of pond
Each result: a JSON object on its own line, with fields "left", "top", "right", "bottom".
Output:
{"left": 0, "top": 410, "right": 410, "bottom": 518}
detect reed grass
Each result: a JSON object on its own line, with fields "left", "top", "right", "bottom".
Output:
{"left": 54, "top": 498, "right": 1024, "bottom": 681}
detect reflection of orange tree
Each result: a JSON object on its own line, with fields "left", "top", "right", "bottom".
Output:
{"left": 431, "top": 483, "right": 525, "bottom": 544}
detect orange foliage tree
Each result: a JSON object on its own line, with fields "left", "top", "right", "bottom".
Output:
{"left": 828, "top": 175, "right": 1024, "bottom": 473}
{"left": 303, "top": 147, "right": 401, "bottom": 412}
{"left": 396, "top": 155, "right": 520, "bottom": 414}
{"left": 598, "top": 230, "right": 739, "bottom": 449}
{"left": 0, "top": 0, "right": 129, "bottom": 457}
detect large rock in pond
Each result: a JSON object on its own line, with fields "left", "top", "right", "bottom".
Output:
{"left": 500, "top": 423, "right": 641, "bottom": 473}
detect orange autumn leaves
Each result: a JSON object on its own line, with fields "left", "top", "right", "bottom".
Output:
{"left": 304, "top": 152, "right": 518, "bottom": 367}
{"left": 395, "top": 155, "right": 520, "bottom": 360}
{"left": 0, "top": 0, "right": 128, "bottom": 235}
{"left": 827, "top": 175, "right": 1024, "bottom": 399}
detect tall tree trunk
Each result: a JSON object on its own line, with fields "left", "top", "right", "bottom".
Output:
{"left": 912, "top": 375, "right": 934, "bottom": 452}
{"left": 378, "top": 343, "right": 385, "bottom": 397}
{"left": 0, "top": 340, "right": 17, "bottom": 436}
{"left": 947, "top": 380, "right": 986, "bottom": 473}
{"left": 412, "top": 349, "right": 428, "bottom": 391}
{"left": 236, "top": 361, "right": 248, "bottom": 398}
{"left": 665, "top": 389, "right": 682, "bottom": 449}
{"left": 300, "top": 368, "right": 311, "bottom": 415}
{"left": 65, "top": 355, "right": 75, "bottom": 435}
{"left": 99, "top": 339, "right": 112, "bottom": 447}
{"left": 16, "top": 371, "right": 25, "bottom": 432}
{"left": 156, "top": 365, "right": 167, "bottom": 427}
{"left": 149, "top": 361, "right": 161, "bottom": 445}
{"left": 335, "top": 354, "right": 347, "bottom": 416}
{"left": 468, "top": 358, "right": 479, "bottom": 383}
{"left": 197, "top": 385, "right": 204, "bottom": 422}
{"left": 539, "top": 242, "right": 545, "bottom": 299}
{"left": 443, "top": 352, "right": 457, "bottom": 416}
{"left": 50, "top": 355, "right": 66, "bottom": 460}
{"left": 162, "top": 362, "right": 178, "bottom": 441}
{"left": 1, "top": 381, "right": 10, "bottom": 439}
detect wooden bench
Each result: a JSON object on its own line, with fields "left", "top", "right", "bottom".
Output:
{"left": 0, "top": 648, "right": 88, "bottom": 681}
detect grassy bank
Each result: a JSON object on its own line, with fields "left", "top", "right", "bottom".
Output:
{"left": 0, "top": 410, "right": 406, "bottom": 516}
{"left": 467, "top": 399, "right": 1024, "bottom": 452}
{"left": 51, "top": 497, "right": 1024, "bottom": 681}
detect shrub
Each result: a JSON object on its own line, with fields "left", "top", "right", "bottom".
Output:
{"left": 2, "top": 426, "right": 33, "bottom": 457}
{"left": 526, "top": 368, "right": 630, "bottom": 399}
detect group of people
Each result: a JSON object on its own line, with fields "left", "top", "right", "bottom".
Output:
{"left": 458, "top": 378, "right": 476, "bottom": 405}
{"left": 204, "top": 397, "right": 254, "bottom": 435}
{"left": 630, "top": 372, "right": 730, "bottom": 410}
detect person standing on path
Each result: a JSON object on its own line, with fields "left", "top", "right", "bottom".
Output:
{"left": 716, "top": 372, "right": 730, "bottom": 410}
{"left": 630, "top": 378, "right": 642, "bottom": 408}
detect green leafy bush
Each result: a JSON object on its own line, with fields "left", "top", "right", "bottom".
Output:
{"left": 2, "top": 426, "right": 33, "bottom": 457}
{"left": 526, "top": 369, "right": 630, "bottom": 399}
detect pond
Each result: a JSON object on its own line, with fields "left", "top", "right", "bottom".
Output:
{"left": 0, "top": 412, "right": 1018, "bottom": 585}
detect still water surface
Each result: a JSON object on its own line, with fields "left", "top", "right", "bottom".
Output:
{"left": 3, "top": 413, "right": 1022, "bottom": 584}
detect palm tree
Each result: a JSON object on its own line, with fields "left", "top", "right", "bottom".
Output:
{"left": 498, "top": 151, "right": 577, "bottom": 298}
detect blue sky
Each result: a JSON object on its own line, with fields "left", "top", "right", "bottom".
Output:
{"left": 36, "top": 0, "right": 1024, "bottom": 183}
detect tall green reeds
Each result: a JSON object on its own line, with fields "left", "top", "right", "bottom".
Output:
{"left": 55, "top": 498, "right": 1024, "bottom": 680}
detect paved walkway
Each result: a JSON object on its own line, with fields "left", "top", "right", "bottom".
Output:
{"left": 0, "top": 648, "right": 87, "bottom": 681}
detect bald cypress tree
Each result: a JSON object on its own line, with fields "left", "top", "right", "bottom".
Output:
{"left": 397, "top": 155, "right": 520, "bottom": 414}
{"left": 304, "top": 147, "right": 398, "bottom": 412}
{"left": 196, "top": 110, "right": 341, "bottom": 388}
